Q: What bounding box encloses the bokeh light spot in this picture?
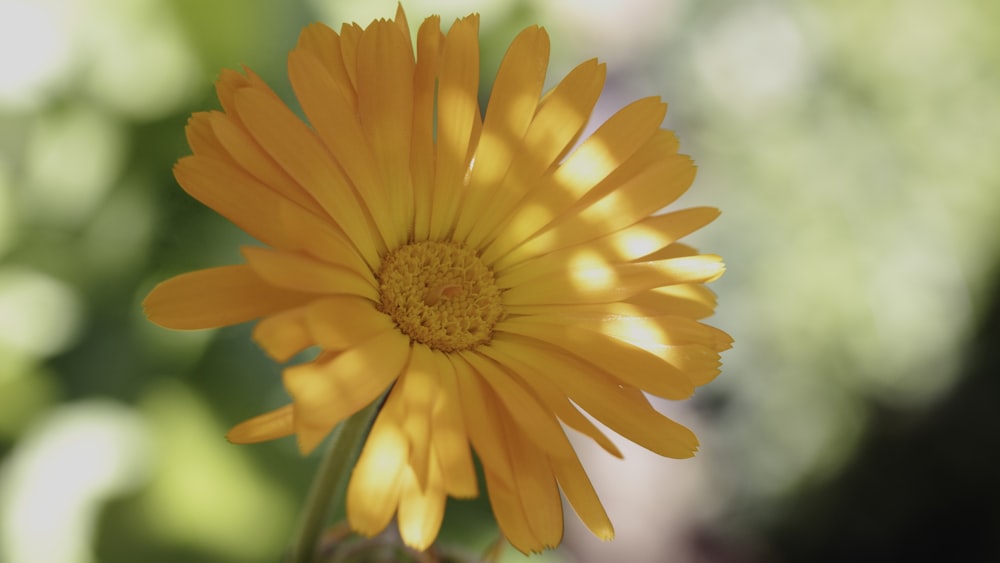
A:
[0,267,83,357]
[23,105,124,227]
[0,0,73,110]
[139,381,294,559]
[0,400,151,563]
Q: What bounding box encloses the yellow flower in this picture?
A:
[144,5,730,554]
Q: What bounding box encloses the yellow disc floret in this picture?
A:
[378,241,504,352]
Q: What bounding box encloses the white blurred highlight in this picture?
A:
[0,0,74,109]
[0,267,82,357]
[0,401,151,563]
[23,106,124,227]
[694,4,809,115]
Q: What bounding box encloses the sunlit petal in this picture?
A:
[285,330,410,454]
[453,25,549,242]
[498,318,696,400]
[464,59,606,249]
[497,207,721,288]
[397,456,446,551]
[492,335,700,458]
[428,14,479,240]
[503,254,725,306]
[480,97,668,265]
[478,344,622,458]
[428,350,478,497]
[347,398,407,535]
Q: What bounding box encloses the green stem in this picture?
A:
[289,397,383,563]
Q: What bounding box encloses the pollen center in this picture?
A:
[378,240,504,352]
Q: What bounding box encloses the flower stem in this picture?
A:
[289,397,383,563]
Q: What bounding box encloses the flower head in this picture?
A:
[144,5,731,554]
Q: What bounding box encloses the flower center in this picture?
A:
[378,240,504,352]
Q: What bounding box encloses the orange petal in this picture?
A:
[295,23,356,108]
[227,404,295,444]
[356,18,415,247]
[483,468,543,554]
[428,14,480,240]
[233,87,383,266]
[144,264,312,330]
[496,207,721,288]
[338,22,363,93]
[502,255,725,307]
[428,350,478,497]
[494,153,699,272]
[410,15,444,241]
[274,198,373,281]
[396,344,438,490]
[397,456,447,551]
[185,112,231,162]
[304,296,393,351]
[491,335,699,458]
[214,66,281,119]
[464,59,606,250]
[478,345,622,458]
[287,48,397,246]
[285,329,410,454]
[347,401,407,536]
[458,351,574,457]
[450,355,515,489]
[624,284,719,320]
[496,318,695,400]
[551,448,614,542]
[500,414,563,549]
[252,306,314,362]
[241,246,378,300]
[480,97,668,265]
[173,155,307,251]
[207,111,323,215]
[548,312,733,353]
[453,25,549,242]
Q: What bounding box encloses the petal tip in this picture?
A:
[296,432,324,455]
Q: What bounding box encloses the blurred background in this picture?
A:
[1,0,998,561]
